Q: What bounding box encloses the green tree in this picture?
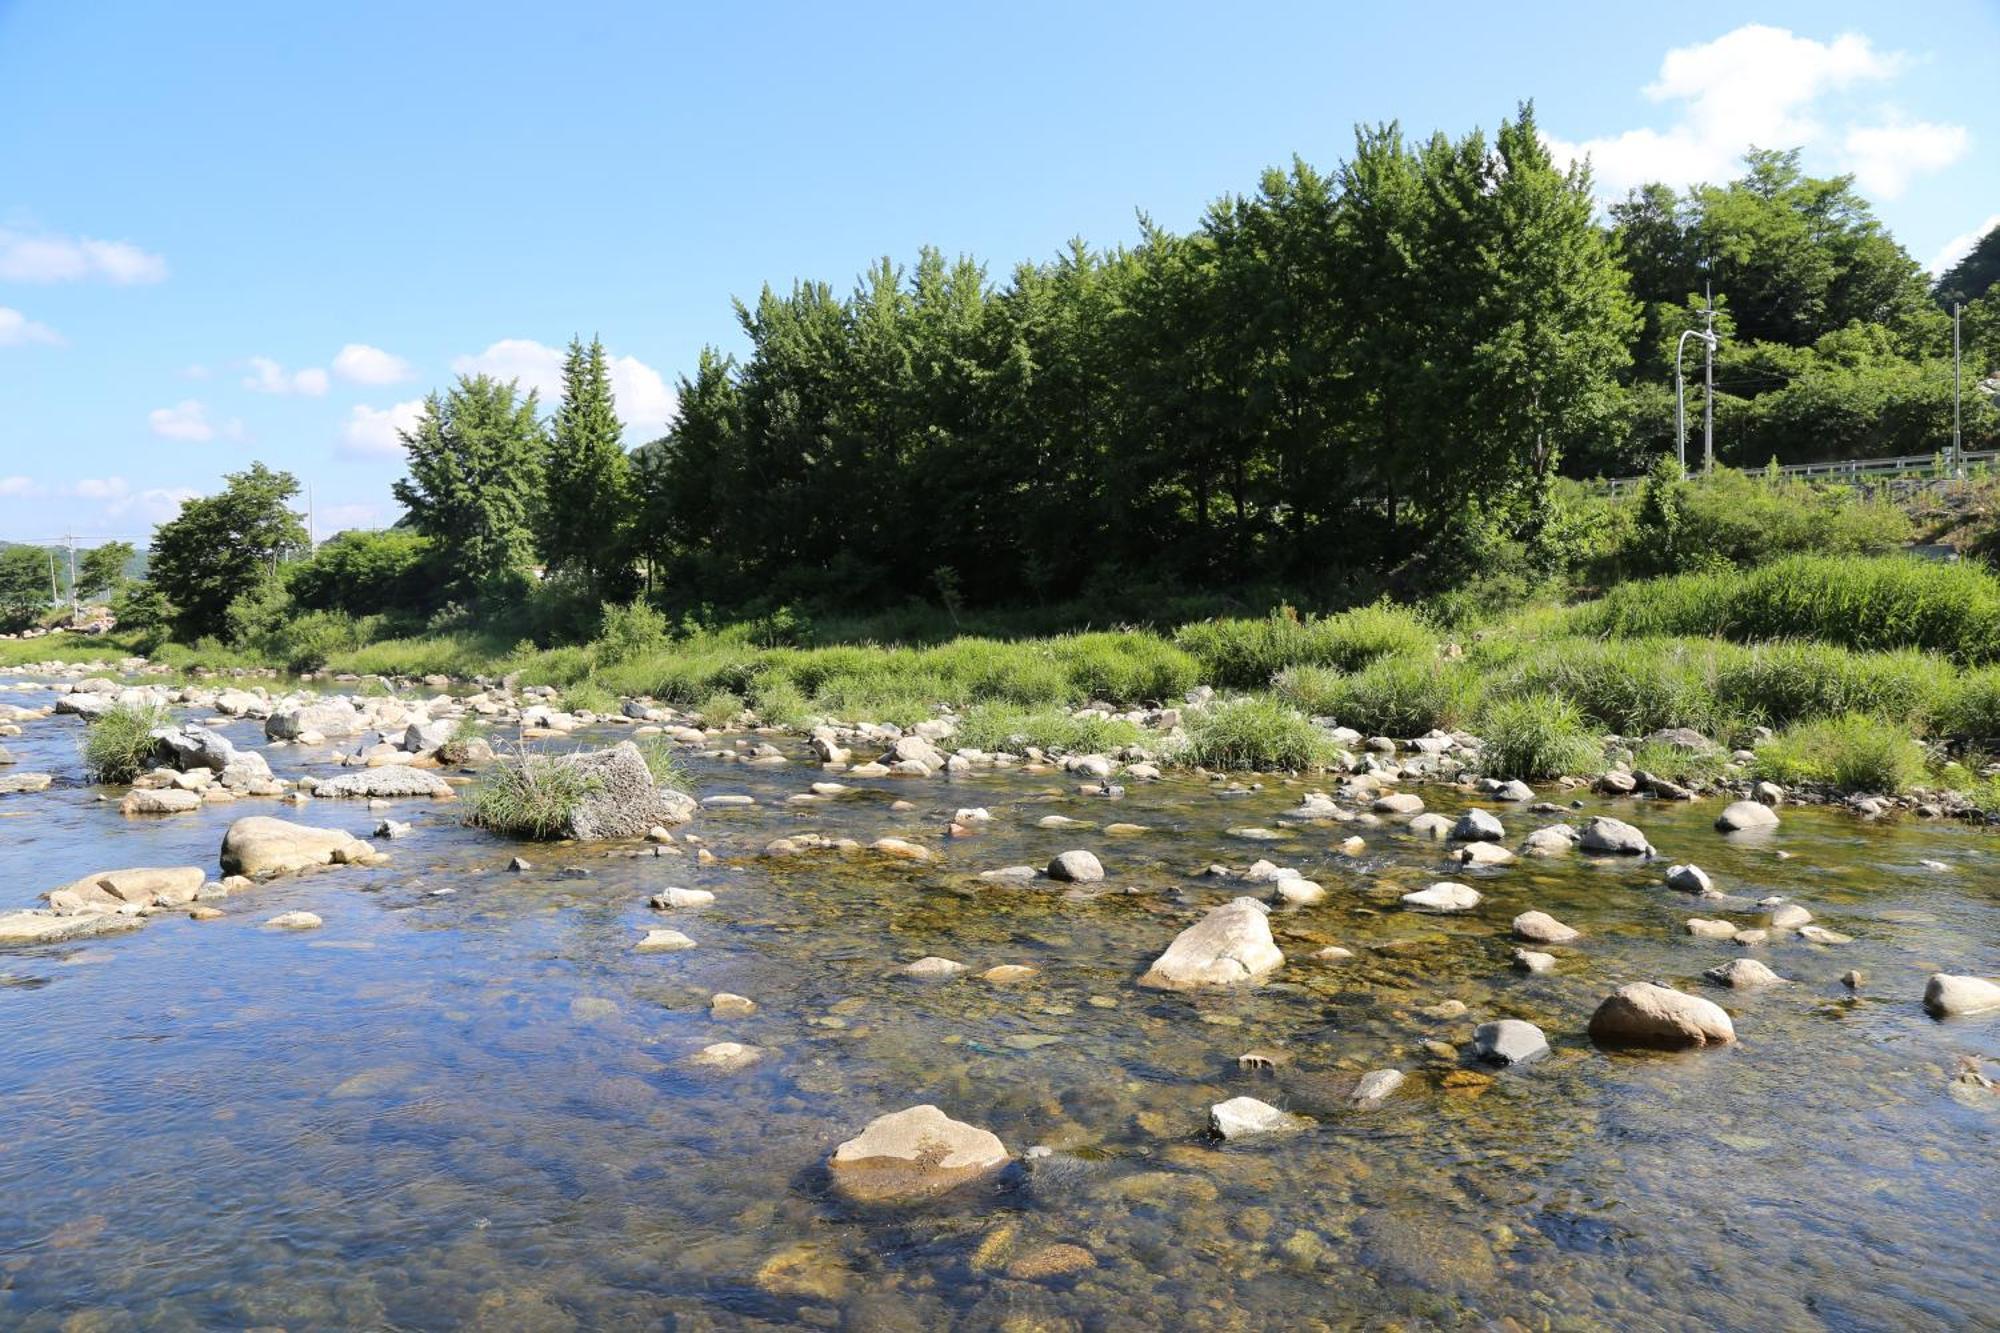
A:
[148,462,308,640]
[393,374,546,601]
[538,336,635,600]
[76,540,135,602]
[0,546,52,630]
[1935,220,2000,307]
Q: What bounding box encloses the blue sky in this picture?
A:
[2,0,1995,543]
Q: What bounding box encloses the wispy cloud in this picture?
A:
[0,306,63,347]
[339,398,425,459]
[0,227,167,284]
[147,400,243,442]
[453,338,677,438]
[332,343,413,385]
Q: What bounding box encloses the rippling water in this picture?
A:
[1,678,1997,1330]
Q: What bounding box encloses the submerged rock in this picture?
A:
[1512,910,1578,943]
[828,1104,1009,1204]
[1588,982,1735,1049]
[902,956,968,979]
[1209,1095,1308,1140]
[1138,897,1284,990]
[264,911,323,930]
[1351,1068,1406,1108]
[1706,958,1786,989]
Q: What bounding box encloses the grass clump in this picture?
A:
[1478,694,1601,781]
[1937,667,2000,742]
[465,749,603,840]
[81,700,172,783]
[1628,739,1730,785]
[1175,603,1436,689]
[953,703,1143,755]
[696,691,745,730]
[1752,713,1928,794]
[561,681,618,715]
[1179,696,1336,772]
[1278,654,1484,737]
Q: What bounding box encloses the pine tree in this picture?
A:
[393,375,545,601]
[539,336,635,600]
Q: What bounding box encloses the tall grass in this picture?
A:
[953,704,1144,755]
[1479,694,1602,780]
[1179,696,1337,771]
[1276,653,1485,737]
[81,701,172,783]
[1752,714,1929,794]
[464,749,605,840]
[1174,603,1436,689]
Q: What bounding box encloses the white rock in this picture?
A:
[1209,1095,1307,1140]
[1139,897,1284,990]
[1924,974,2000,1017]
[1401,882,1481,913]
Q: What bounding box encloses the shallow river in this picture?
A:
[1,679,1997,1330]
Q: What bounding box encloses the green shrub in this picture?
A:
[1277,654,1485,737]
[595,599,669,664]
[1479,694,1601,780]
[561,681,617,715]
[1178,696,1336,772]
[81,701,172,783]
[1711,642,1940,730]
[1752,714,1928,794]
[464,750,605,840]
[696,691,744,730]
[749,675,814,728]
[1497,638,1723,736]
[953,704,1142,755]
[1938,667,2000,741]
[1175,603,1435,689]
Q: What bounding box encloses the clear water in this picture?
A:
[1,679,1997,1330]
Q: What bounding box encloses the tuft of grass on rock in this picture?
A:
[464,748,605,840]
[81,701,172,784]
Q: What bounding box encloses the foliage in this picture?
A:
[561,681,617,715]
[538,337,635,600]
[77,541,136,602]
[1179,696,1336,771]
[81,701,172,783]
[1479,693,1601,780]
[286,529,442,618]
[596,599,669,664]
[1174,602,1437,689]
[0,546,49,631]
[1277,654,1485,737]
[1628,739,1729,785]
[953,704,1143,755]
[1935,219,2000,307]
[392,375,546,602]
[1752,713,1928,795]
[464,748,605,841]
[147,461,308,641]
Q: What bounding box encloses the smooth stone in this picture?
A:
[685,1041,763,1071]
[871,837,934,861]
[828,1105,1009,1204]
[1450,809,1505,842]
[1521,824,1578,856]
[1139,897,1284,990]
[1401,882,1481,913]
[1686,917,1737,940]
[1209,1095,1308,1140]
[1924,974,2000,1017]
[1452,841,1517,867]
[1351,1068,1406,1108]
[1272,878,1325,905]
[1512,910,1578,944]
[1371,793,1425,815]
[1798,925,1853,945]
[1513,948,1556,974]
[1473,1019,1550,1066]
[902,956,968,979]
[264,911,322,930]
[650,887,715,909]
[1716,800,1780,832]
[1578,816,1654,856]
[710,992,758,1017]
[1407,813,1453,840]
[1311,945,1354,962]
[979,964,1038,983]
[1046,850,1104,883]
[220,816,376,877]
[1707,958,1786,988]
[1589,982,1736,1049]
[1665,863,1714,894]
[637,928,696,951]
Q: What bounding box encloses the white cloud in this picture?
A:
[243,356,329,396]
[0,306,63,347]
[1929,214,2000,277]
[340,398,426,459]
[332,342,413,385]
[0,228,167,284]
[111,486,200,525]
[147,400,241,442]
[73,477,128,500]
[1844,119,1971,200]
[0,475,41,497]
[180,363,210,380]
[1546,25,1966,199]
[452,338,677,438]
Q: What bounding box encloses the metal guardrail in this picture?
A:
[1600,450,2000,495]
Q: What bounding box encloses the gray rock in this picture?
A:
[312,766,453,799]
[150,723,239,772]
[1521,824,1579,856]
[0,772,55,795]
[1047,850,1104,883]
[1351,1069,1406,1108]
[1401,881,1480,913]
[1578,815,1654,856]
[1665,863,1714,894]
[1449,808,1505,842]
[1513,948,1557,974]
[1716,800,1780,833]
[1924,974,2000,1017]
[1706,958,1786,988]
[1473,1019,1549,1066]
[1139,897,1284,990]
[266,698,364,741]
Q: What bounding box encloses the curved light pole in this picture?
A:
[1675,326,1717,472]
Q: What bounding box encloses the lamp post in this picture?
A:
[1953,301,1964,479]
[1675,325,1716,472]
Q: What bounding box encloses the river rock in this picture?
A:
[871,837,933,861]
[1351,1068,1406,1108]
[1716,800,1779,832]
[220,815,376,877]
[1452,841,1517,867]
[266,698,364,741]
[1512,910,1578,944]
[1579,816,1654,856]
[1407,812,1453,840]
[637,928,695,951]
[150,723,239,772]
[1449,809,1504,842]
[536,741,696,840]
[1473,1019,1549,1066]
[828,1104,1009,1203]
[1924,974,2000,1017]
[46,866,204,913]
[685,1041,763,1071]
[1513,948,1556,974]
[1209,1095,1307,1140]
[1372,792,1425,816]
[1665,863,1714,894]
[650,887,714,909]
[1769,903,1812,929]
[1047,850,1103,883]
[1521,824,1578,856]
[711,992,757,1017]
[1138,897,1284,990]
[902,956,968,979]
[1588,982,1735,1049]
[1706,958,1786,988]
[1401,882,1481,913]
[0,909,138,945]
[312,766,454,799]
[1004,1243,1097,1281]
[1686,917,1737,939]
[264,911,323,930]
[120,787,201,815]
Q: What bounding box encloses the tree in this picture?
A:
[538,336,635,601]
[148,462,308,640]
[76,540,135,602]
[0,546,51,631]
[393,374,546,601]
[1937,221,2000,307]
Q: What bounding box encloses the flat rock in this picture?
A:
[220,816,376,877]
[685,1041,763,1072]
[1209,1095,1308,1140]
[1706,958,1786,988]
[1139,897,1283,990]
[1401,882,1480,913]
[1512,910,1578,944]
[1589,982,1735,1049]
[1371,793,1425,816]
[1686,917,1737,939]
[312,767,453,799]
[871,837,933,861]
[650,887,715,909]
[121,787,201,815]
[636,928,696,951]
[828,1104,1009,1204]
[1351,1068,1406,1108]
[902,956,968,979]
[1452,841,1517,867]
[0,772,55,795]
[1769,903,1812,929]
[264,911,323,930]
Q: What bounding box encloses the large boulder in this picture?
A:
[266,698,364,741]
[1139,897,1284,990]
[120,787,201,815]
[220,815,377,877]
[1715,800,1779,833]
[0,910,140,946]
[1588,982,1735,1049]
[828,1105,1009,1204]
[1578,816,1655,856]
[150,723,239,773]
[402,718,457,753]
[45,866,204,914]
[311,766,454,799]
[54,692,115,719]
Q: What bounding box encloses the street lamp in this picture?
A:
[1675,325,1716,473]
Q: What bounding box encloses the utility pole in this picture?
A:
[47,550,57,609]
[1702,283,1716,474]
[65,531,77,624]
[1954,302,1964,479]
